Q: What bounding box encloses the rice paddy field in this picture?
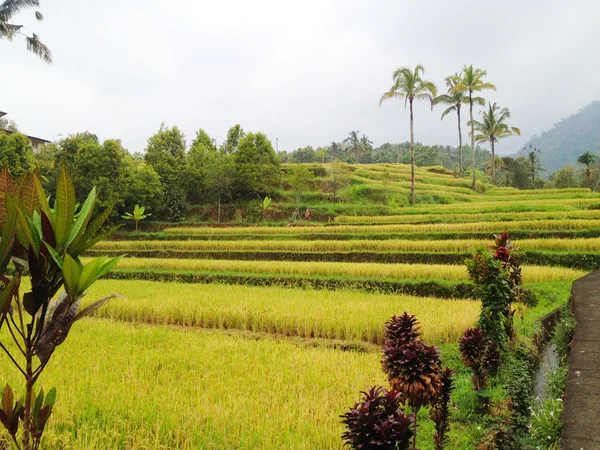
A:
[2,163,598,449]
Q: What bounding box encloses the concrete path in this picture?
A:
[561,271,600,450]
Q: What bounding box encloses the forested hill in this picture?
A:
[517,101,600,173]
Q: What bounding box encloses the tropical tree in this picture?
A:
[122,204,151,232]
[380,65,437,204]
[434,74,483,176]
[0,0,52,62]
[344,131,361,163]
[577,151,597,190]
[453,66,496,190]
[526,145,544,186]
[470,103,520,183]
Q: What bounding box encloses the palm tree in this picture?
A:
[577,151,597,190]
[380,65,437,204]
[453,66,495,190]
[526,145,544,186]
[434,74,484,176]
[1,0,52,63]
[344,130,361,162]
[470,103,521,183]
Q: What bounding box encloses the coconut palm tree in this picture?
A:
[453,66,495,190]
[434,74,484,176]
[380,65,437,204]
[344,130,361,162]
[1,0,52,63]
[577,151,597,190]
[470,103,521,184]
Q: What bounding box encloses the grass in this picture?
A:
[93,237,600,253]
[80,280,479,345]
[101,257,588,283]
[164,219,600,235]
[2,320,387,449]
[334,209,600,224]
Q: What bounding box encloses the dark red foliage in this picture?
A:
[341,386,414,450]
[383,340,443,408]
[458,327,488,391]
[458,327,485,369]
[384,313,421,348]
[483,340,501,376]
[430,368,455,450]
[494,247,510,262]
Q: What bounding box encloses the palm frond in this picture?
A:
[25,32,52,63]
[471,96,486,106]
[0,0,40,20]
[34,9,42,20]
[440,105,456,121]
[0,22,22,39]
[379,91,405,106]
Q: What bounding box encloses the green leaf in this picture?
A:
[17,172,39,216]
[33,174,53,222]
[44,387,57,409]
[76,256,122,293]
[62,254,82,298]
[33,388,44,428]
[0,197,17,274]
[0,278,17,330]
[65,187,96,249]
[69,204,114,256]
[54,166,76,250]
[72,225,121,256]
[43,242,63,270]
[12,199,38,256]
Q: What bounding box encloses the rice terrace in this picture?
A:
[2,1,600,449]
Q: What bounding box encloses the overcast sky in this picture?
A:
[2,0,599,155]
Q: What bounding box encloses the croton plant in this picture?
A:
[0,167,120,450]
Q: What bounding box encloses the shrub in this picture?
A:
[341,386,414,450]
[458,327,488,391]
[528,398,563,449]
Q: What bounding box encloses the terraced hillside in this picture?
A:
[2,164,596,449]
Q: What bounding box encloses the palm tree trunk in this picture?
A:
[470,92,476,190]
[457,107,463,176]
[490,138,496,184]
[409,99,415,205]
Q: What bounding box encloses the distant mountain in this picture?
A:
[517,101,600,174]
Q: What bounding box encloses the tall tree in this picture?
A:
[0,130,34,177]
[380,65,437,204]
[221,124,245,154]
[453,65,496,190]
[187,128,217,203]
[470,103,521,183]
[233,132,281,200]
[577,151,597,190]
[344,131,361,163]
[434,74,483,176]
[0,0,51,62]
[526,146,543,186]
[144,124,188,221]
[205,151,235,222]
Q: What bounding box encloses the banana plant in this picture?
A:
[0,166,121,450]
[121,204,151,232]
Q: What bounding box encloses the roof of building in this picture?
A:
[0,128,51,143]
[0,111,6,118]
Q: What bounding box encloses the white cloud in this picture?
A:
[1,0,599,155]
